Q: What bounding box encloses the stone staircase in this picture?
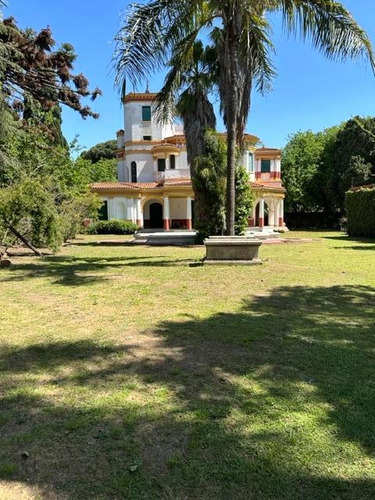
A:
[131,227,283,246]
[245,227,283,240]
[132,230,197,246]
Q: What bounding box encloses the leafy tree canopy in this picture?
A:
[329,116,375,208]
[81,140,117,164]
[282,117,375,220]
[0,14,101,121]
[282,127,340,213]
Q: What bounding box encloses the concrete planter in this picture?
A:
[204,236,263,265]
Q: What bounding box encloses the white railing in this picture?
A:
[154,169,191,181]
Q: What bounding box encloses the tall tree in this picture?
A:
[0,10,101,253]
[0,15,101,120]
[282,127,340,214]
[115,0,374,235]
[155,40,217,225]
[328,116,375,210]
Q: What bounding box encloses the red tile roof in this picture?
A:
[91,182,160,190]
[91,179,193,191]
[91,179,284,192]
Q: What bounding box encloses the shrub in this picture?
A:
[235,166,254,235]
[192,131,254,243]
[346,187,375,237]
[87,220,140,235]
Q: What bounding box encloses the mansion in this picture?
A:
[91,91,286,230]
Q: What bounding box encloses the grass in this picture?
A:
[0,231,374,499]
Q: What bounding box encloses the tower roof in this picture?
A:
[122,92,158,104]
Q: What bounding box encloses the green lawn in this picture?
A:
[0,231,374,499]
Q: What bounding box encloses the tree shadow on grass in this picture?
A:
[323,235,375,244]
[335,245,375,251]
[0,285,375,498]
[0,255,195,286]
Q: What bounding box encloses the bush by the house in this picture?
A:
[87,220,140,235]
[346,187,375,237]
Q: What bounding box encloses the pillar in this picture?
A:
[274,200,279,227]
[107,198,114,220]
[259,199,265,228]
[186,196,192,230]
[131,198,137,223]
[136,198,143,228]
[256,159,261,180]
[279,199,284,227]
[163,196,170,231]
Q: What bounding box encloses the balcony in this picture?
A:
[154,169,191,181]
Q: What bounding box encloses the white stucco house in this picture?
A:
[91,91,286,230]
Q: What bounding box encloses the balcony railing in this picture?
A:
[154,169,191,181]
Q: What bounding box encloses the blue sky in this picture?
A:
[3,1,375,150]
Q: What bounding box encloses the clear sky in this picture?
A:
[3,1,375,150]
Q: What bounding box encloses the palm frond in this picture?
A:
[276,0,375,70]
[154,30,204,123]
[114,0,197,92]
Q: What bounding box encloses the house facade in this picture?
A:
[91,91,286,230]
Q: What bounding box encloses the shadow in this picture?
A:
[323,235,375,244]
[67,240,135,247]
[336,245,375,251]
[1,285,375,498]
[0,255,195,286]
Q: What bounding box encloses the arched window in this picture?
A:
[131,161,137,183]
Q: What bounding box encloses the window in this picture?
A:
[98,200,108,221]
[158,158,166,172]
[261,159,271,173]
[143,135,152,141]
[170,155,176,169]
[131,161,137,182]
[248,152,254,172]
[142,106,151,122]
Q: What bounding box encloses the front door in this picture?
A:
[149,203,163,228]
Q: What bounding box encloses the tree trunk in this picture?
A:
[6,222,43,257]
[225,30,240,236]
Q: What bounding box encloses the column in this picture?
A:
[270,158,277,179]
[279,199,284,227]
[273,200,279,227]
[259,199,265,228]
[186,196,192,230]
[131,198,137,223]
[256,159,261,180]
[277,158,282,179]
[136,198,143,228]
[108,198,114,220]
[163,196,170,231]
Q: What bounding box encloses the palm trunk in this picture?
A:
[225,30,240,236]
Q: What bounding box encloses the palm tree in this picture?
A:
[155,40,217,225]
[115,0,374,235]
[156,40,217,173]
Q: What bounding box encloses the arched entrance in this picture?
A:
[149,203,163,228]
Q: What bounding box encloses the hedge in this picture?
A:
[87,220,140,235]
[346,187,375,238]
